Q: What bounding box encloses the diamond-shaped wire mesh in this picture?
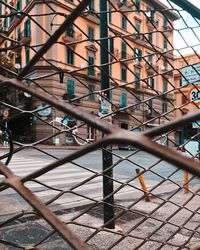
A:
[0,0,200,249]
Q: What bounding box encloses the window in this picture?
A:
[16,53,21,65]
[148,54,153,64]
[147,77,154,88]
[134,48,142,62]
[122,15,127,30]
[26,0,29,5]
[163,79,168,93]
[147,8,155,23]
[66,47,74,65]
[135,96,141,110]
[135,70,140,89]
[121,41,127,59]
[147,99,153,111]
[66,24,74,37]
[135,21,140,39]
[162,102,167,113]
[109,64,112,77]
[89,0,94,15]
[108,8,112,23]
[25,47,30,64]
[88,84,95,101]
[17,27,21,41]
[109,89,112,102]
[109,36,114,54]
[163,17,168,28]
[164,60,168,70]
[17,0,22,11]
[148,30,152,43]
[4,17,8,30]
[88,26,94,42]
[0,3,2,15]
[121,66,127,81]
[67,79,75,99]
[88,55,95,75]
[135,0,140,12]
[164,38,168,50]
[24,19,31,37]
[120,92,127,108]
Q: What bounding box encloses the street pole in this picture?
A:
[99,0,115,229]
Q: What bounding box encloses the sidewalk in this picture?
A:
[0,144,81,150]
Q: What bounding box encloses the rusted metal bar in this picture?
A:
[0,161,91,250]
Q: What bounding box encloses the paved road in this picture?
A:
[0,148,189,210]
[15,148,186,182]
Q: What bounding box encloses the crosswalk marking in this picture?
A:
[0,155,145,210]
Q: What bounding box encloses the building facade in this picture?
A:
[0,0,178,145]
[174,53,200,146]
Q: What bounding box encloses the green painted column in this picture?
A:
[99,0,115,229]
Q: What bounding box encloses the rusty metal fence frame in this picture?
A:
[1,0,200,249]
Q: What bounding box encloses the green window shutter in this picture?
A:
[67,79,75,99]
[0,3,2,15]
[17,27,21,41]
[109,89,112,102]
[147,99,153,110]
[88,27,94,42]
[26,0,29,5]
[109,8,112,23]
[135,71,140,89]
[88,56,95,75]
[123,0,127,5]
[67,47,74,65]
[25,47,30,64]
[147,77,154,88]
[88,84,95,101]
[121,67,127,81]
[162,102,167,113]
[135,0,140,12]
[24,19,31,37]
[134,48,142,62]
[122,16,127,30]
[148,54,152,64]
[121,41,126,59]
[135,22,140,39]
[163,79,168,93]
[66,24,74,37]
[109,36,114,53]
[164,17,168,28]
[109,64,112,77]
[164,38,168,49]
[148,30,152,43]
[89,0,94,15]
[138,49,142,62]
[120,92,127,108]
[17,0,22,11]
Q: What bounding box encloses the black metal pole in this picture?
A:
[99,0,115,229]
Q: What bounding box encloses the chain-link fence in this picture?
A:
[1,0,200,249]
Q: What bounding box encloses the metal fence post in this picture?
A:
[99,0,115,229]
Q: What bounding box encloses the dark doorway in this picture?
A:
[8,114,32,143]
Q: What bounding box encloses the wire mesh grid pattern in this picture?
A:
[1,0,200,249]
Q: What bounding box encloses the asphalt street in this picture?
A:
[12,148,187,183]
